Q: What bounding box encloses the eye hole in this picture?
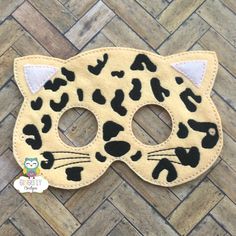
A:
[132,104,172,145]
[58,107,98,147]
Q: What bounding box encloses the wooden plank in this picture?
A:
[189,215,228,236]
[59,108,83,132]
[0,115,16,155]
[0,185,24,226]
[168,179,224,235]
[64,109,98,146]
[65,0,98,19]
[112,161,180,217]
[157,0,205,32]
[102,16,151,51]
[132,121,157,145]
[208,161,236,204]
[0,18,24,56]
[136,0,168,18]
[29,0,76,33]
[10,102,21,119]
[65,1,114,50]
[58,0,69,4]
[13,2,78,59]
[221,132,236,171]
[197,0,236,46]
[199,28,236,77]
[109,218,141,236]
[59,130,76,147]
[212,93,236,140]
[104,0,169,48]
[211,197,236,235]
[0,149,21,191]
[171,158,220,200]
[23,189,80,235]
[65,168,122,222]
[0,0,24,22]
[109,182,178,235]
[0,220,21,236]
[74,201,123,236]
[10,202,57,236]
[0,48,19,88]
[0,81,23,122]
[158,14,209,55]
[214,65,236,110]
[159,109,172,127]
[49,187,76,204]
[82,32,114,51]
[221,0,236,13]
[133,105,171,144]
[13,32,50,56]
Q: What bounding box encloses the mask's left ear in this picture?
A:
[14,56,64,98]
[167,51,218,95]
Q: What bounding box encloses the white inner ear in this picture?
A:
[171,60,207,87]
[24,64,58,94]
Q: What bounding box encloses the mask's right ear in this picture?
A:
[14,56,64,98]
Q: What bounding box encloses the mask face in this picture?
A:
[13,48,223,189]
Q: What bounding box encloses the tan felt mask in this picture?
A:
[13,48,223,189]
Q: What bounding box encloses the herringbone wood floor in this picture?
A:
[0,0,236,235]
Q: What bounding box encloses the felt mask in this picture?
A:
[13,48,223,189]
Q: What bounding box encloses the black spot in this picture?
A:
[103,121,124,141]
[41,152,54,169]
[175,77,183,84]
[92,89,106,104]
[88,53,108,75]
[66,167,84,181]
[152,158,177,182]
[129,78,141,101]
[180,88,202,112]
[130,54,157,72]
[41,115,52,133]
[95,152,106,162]
[150,77,170,102]
[175,147,200,167]
[104,141,131,157]
[61,67,75,81]
[50,93,69,112]
[44,78,67,91]
[23,124,42,150]
[111,70,124,78]
[130,151,142,161]
[188,119,219,149]
[31,97,43,110]
[177,122,188,139]
[111,90,127,116]
[77,88,83,101]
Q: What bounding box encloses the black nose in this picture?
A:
[104,141,131,157]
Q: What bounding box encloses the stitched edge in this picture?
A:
[13,48,223,188]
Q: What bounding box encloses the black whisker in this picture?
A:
[54,160,91,169]
[148,154,177,157]
[41,151,89,156]
[147,158,181,165]
[55,156,90,161]
[148,147,190,154]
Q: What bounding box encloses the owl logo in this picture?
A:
[23,157,40,178]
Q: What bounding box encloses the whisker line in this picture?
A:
[148,147,190,154]
[54,160,91,169]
